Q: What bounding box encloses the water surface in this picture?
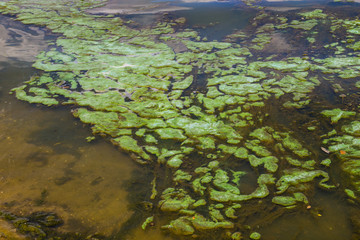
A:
[0,1,359,239]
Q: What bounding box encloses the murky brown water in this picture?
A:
[0,16,143,237]
[0,68,139,236]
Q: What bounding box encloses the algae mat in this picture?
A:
[0,0,359,239]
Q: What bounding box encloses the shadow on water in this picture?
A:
[110,168,153,239]
[25,110,91,158]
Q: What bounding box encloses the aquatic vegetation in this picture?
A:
[324,120,360,200]
[0,210,85,239]
[0,0,360,239]
[272,192,309,207]
[299,9,327,19]
[250,232,261,239]
[321,108,356,124]
[141,216,154,230]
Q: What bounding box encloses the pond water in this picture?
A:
[0,0,359,239]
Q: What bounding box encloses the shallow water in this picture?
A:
[0,17,142,237]
[0,67,140,236]
[0,0,360,239]
[260,191,352,240]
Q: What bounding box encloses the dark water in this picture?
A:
[0,1,359,239]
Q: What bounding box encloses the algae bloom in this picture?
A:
[0,0,359,239]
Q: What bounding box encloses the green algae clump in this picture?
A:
[321,109,356,124]
[162,217,194,235]
[250,232,261,240]
[276,169,334,194]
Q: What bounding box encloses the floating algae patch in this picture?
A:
[323,119,360,199]
[0,0,360,239]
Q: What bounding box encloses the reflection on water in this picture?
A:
[263,32,294,53]
[0,15,48,63]
[87,0,191,15]
[173,2,255,40]
[88,0,341,16]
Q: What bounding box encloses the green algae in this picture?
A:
[112,136,150,162]
[289,19,318,30]
[248,155,279,172]
[190,214,234,230]
[245,140,272,157]
[250,232,261,240]
[342,121,360,136]
[356,81,360,88]
[249,127,274,144]
[162,213,235,235]
[321,158,332,167]
[162,217,194,235]
[209,206,225,221]
[2,1,360,238]
[73,108,122,136]
[172,76,193,90]
[173,170,192,182]
[272,192,308,207]
[299,9,327,19]
[144,134,158,144]
[234,147,249,159]
[321,109,356,124]
[151,177,158,200]
[155,128,187,141]
[141,216,154,230]
[232,171,246,185]
[275,169,334,194]
[197,136,216,150]
[282,135,311,158]
[209,173,275,203]
[193,199,206,208]
[12,86,59,106]
[167,155,184,168]
[324,121,360,199]
[213,170,240,194]
[159,188,195,212]
[345,189,356,199]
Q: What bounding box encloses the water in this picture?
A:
[0,16,141,237]
[260,192,352,240]
[0,1,359,239]
[0,68,140,236]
